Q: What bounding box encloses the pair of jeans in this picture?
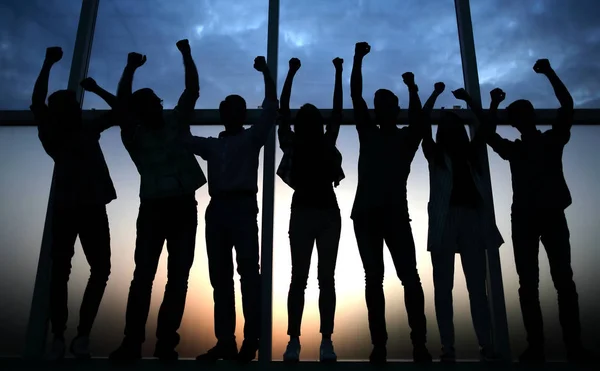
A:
[50,203,111,338]
[353,210,427,346]
[287,208,341,337]
[123,195,198,350]
[205,196,261,342]
[511,208,581,350]
[431,206,492,350]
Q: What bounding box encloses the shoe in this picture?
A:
[440,346,456,363]
[413,344,432,363]
[236,339,259,363]
[48,337,66,361]
[320,339,337,363]
[70,336,91,359]
[109,339,142,361]
[566,346,593,364]
[369,345,387,365]
[518,346,545,363]
[153,345,178,361]
[283,338,300,363]
[196,341,238,362]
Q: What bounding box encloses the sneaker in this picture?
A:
[369,345,387,365]
[109,339,142,361]
[70,336,91,359]
[319,339,337,363]
[413,344,433,363]
[236,339,259,363]
[283,338,301,363]
[440,346,456,363]
[196,341,238,362]
[48,337,66,361]
[518,346,545,363]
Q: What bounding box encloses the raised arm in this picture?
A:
[485,88,515,160]
[451,88,487,138]
[351,42,373,130]
[534,59,574,134]
[174,39,200,117]
[421,83,445,161]
[117,52,146,144]
[250,56,279,145]
[32,47,63,111]
[278,58,300,150]
[80,77,118,133]
[326,57,344,143]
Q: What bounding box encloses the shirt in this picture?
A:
[121,91,207,200]
[186,98,279,198]
[277,116,344,210]
[488,108,573,212]
[350,99,422,219]
[31,103,117,206]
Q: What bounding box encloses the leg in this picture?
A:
[431,250,456,351]
[540,211,581,351]
[49,205,78,339]
[156,199,198,352]
[77,205,112,338]
[205,202,236,343]
[460,248,491,348]
[315,209,341,338]
[511,214,544,350]
[353,215,386,346]
[123,203,166,345]
[384,217,427,347]
[287,209,317,338]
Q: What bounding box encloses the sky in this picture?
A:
[0,0,599,361]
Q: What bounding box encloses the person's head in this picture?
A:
[219,94,247,130]
[507,99,536,133]
[374,89,400,127]
[294,103,324,139]
[47,89,82,129]
[436,112,470,154]
[131,88,164,128]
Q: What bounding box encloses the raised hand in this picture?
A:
[127,52,147,68]
[490,88,506,104]
[80,77,99,92]
[332,57,343,70]
[434,82,446,94]
[355,42,371,58]
[289,57,301,72]
[402,72,415,87]
[45,47,63,64]
[533,59,552,74]
[254,56,268,72]
[452,88,469,101]
[176,39,191,54]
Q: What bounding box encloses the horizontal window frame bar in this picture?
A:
[1,109,600,126]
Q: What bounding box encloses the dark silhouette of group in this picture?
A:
[31,39,591,365]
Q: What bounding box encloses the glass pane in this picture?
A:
[489,126,600,360]
[277,0,464,109]
[0,0,81,109]
[273,125,485,361]
[0,127,54,356]
[472,1,600,108]
[84,0,269,110]
[55,126,263,357]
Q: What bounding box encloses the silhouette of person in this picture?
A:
[485,59,591,363]
[350,42,431,364]
[31,47,117,361]
[186,56,278,363]
[418,82,504,362]
[109,39,206,361]
[277,57,345,363]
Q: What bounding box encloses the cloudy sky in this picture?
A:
[0,0,599,361]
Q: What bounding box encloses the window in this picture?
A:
[84,0,269,110]
[472,0,600,108]
[277,0,465,109]
[488,126,600,360]
[0,128,54,356]
[0,0,81,110]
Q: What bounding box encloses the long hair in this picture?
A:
[434,112,482,173]
[294,103,324,143]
